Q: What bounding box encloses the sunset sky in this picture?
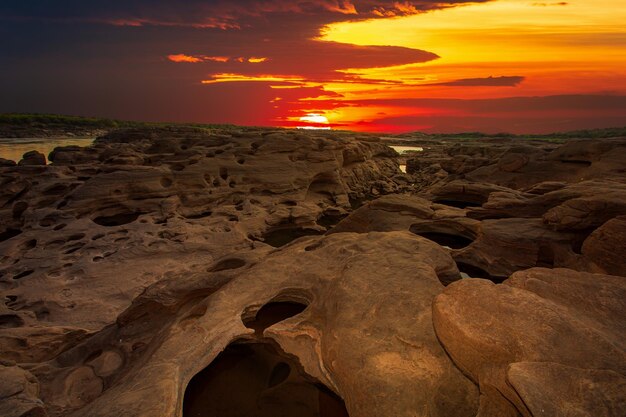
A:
[1,0,625,133]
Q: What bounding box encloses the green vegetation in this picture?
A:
[428,127,626,142]
[2,113,624,140]
[0,113,238,137]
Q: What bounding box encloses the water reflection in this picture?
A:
[390,146,424,155]
[0,137,95,163]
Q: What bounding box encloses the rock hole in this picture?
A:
[559,160,592,167]
[93,212,143,227]
[0,228,22,242]
[12,201,28,219]
[304,241,324,252]
[183,341,349,417]
[13,270,34,280]
[261,228,324,248]
[53,223,67,231]
[433,199,483,209]
[536,245,555,268]
[0,314,24,329]
[571,228,595,255]
[20,239,37,250]
[67,233,85,242]
[268,362,291,388]
[456,262,504,283]
[317,213,348,230]
[219,167,229,181]
[184,210,213,220]
[39,218,56,227]
[208,258,246,272]
[243,301,308,334]
[237,158,245,165]
[413,232,473,249]
[35,307,50,320]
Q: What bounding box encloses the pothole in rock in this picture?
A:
[456,261,505,283]
[208,258,246,273]
[242,301,308,335]
[92,212,144,227]
[0,314,25,328]
[559,159,592,167]
[259,228,324,248]
[409,224,476,249]
[0,228,22,243]
[317,213,348,231]
[183,341,349,417]
[432,199,484,209]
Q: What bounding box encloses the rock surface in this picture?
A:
[433,268,626,417]
[1,126,625,417]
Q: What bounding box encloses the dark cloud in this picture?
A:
[0,1,493,27]
[428,75,525,87]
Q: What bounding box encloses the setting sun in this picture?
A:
[297,113,332,130]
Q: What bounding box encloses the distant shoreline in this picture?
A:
[1,112,625,140]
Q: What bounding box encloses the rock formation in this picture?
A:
[1,126,624,417]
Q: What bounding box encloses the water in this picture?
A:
[0,137,95,163]
[390,145,424,155]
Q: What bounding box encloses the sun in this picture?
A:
[297,113,331,130]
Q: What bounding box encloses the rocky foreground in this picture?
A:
[0,126,624,417]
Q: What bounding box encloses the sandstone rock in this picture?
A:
[433,268,626,417]
[63,232,477,417]
[0,158,16,167]
[18,151,46,166]
[0,364,46,417]
[579,215,626,276]
[2,127,625,417]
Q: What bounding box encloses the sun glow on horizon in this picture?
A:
[296,113,332,130]
[192,0,626,133]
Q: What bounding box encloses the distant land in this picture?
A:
[1,113,625,141]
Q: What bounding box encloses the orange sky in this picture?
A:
[2,0,625,133]
[200,0,626,131]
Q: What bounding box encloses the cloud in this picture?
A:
[532,2,568,6]
[0,1,493,28]
[167,54,203,63]
[428,75,525,87]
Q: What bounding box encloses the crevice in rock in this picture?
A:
[571,228,596,255]
[13,269,34,280]
[93,212,143,227]
[183,341,349,417]
[433,199,483,209]
[0,228,22,242]
[536,244,555,268]
[209,258,246,273]
[409,223,476,249]
[184,210,213,220]
[0,314,24,328]
[260,227,324,248]
[456,261,504,283]
[242,301,308,335]
[559,160,592,167]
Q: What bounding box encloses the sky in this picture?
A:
[1,0,625,133]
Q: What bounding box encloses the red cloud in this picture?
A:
[167,54,203,63]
